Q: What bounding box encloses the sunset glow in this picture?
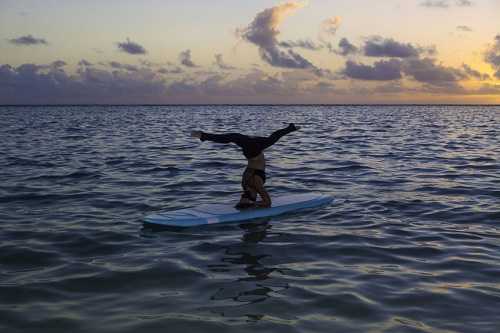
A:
[1,0,499,104]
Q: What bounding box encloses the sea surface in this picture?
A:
[1,105,499,333]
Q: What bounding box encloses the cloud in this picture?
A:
[420,0,450,8]
[109,61,138,72]
[484,35,500,79]
[418,83,467,95]
[179,49,197,67]
[1,58,496,104]
[8,35,48,46]
[78,59,93,67]
[336,38,358,56]
[137,60,184,75]
[0,61,165,104]
[320,16,342,36]
[158,67,183,74]
[238,1,315,69]
[456,0,473,6]
[214,54,235,70]
[117,38,147,55]
[0,59,340,104]
[309,81,335,94]
[165,71,274,97]
[420,0,473,8]
[173,69,333,97]
[51,60,67,68]
[280,69,318,82]
[402,57,466,86]
[318,16,341,52]
[475,83,500,94]
[420,0,472,8]
[138,60,159,68]
[462,64,490,80]
[372,82,414,94]
[279,39,323,51]
[457,25,472,32]
[363,36,433,58]
[343,59,403,81]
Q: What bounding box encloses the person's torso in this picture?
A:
[246,152,265,170]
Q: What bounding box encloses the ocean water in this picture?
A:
[1,105,499,333]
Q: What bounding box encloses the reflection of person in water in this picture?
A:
[191,123,299,209]
[208,223,289,315]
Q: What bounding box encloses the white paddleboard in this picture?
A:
[144,193,333,227]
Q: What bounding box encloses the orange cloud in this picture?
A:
[238,1,314,69]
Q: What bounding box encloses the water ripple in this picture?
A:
[1,105,500,333]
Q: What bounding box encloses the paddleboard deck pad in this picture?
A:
[144,193,333,227]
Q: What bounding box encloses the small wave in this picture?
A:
[467,156,496,163]
[65,126,84,132]
[0,193,89,204]
[363,179,408,186]
[105,157,126,166]
[59,135,87,140]
[301,291,381,320]
[6,157,55,168]
[49,234,126,257]
[36,261,206,294]
[144,166,181,174]
[26,170,101,181]
[330,164,373,172]
[417,185,500,198]
[126,161,156,169]
[89,199,154,211]
[0,246,61,269]
[458,164,499,171]
[192,161,234,168]
[2,105,500,333]
[441,231,484,241]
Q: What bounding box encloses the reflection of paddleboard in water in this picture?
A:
[144,193,333,227]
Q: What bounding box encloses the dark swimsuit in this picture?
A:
[244,168,266,183]
[241,168,266,200]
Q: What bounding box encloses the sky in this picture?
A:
[1,0,499,104]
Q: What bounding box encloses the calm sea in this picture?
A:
[1,105,499,333]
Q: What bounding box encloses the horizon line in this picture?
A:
[1,103,500,107]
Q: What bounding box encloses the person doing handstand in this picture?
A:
[191,123,299,209]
